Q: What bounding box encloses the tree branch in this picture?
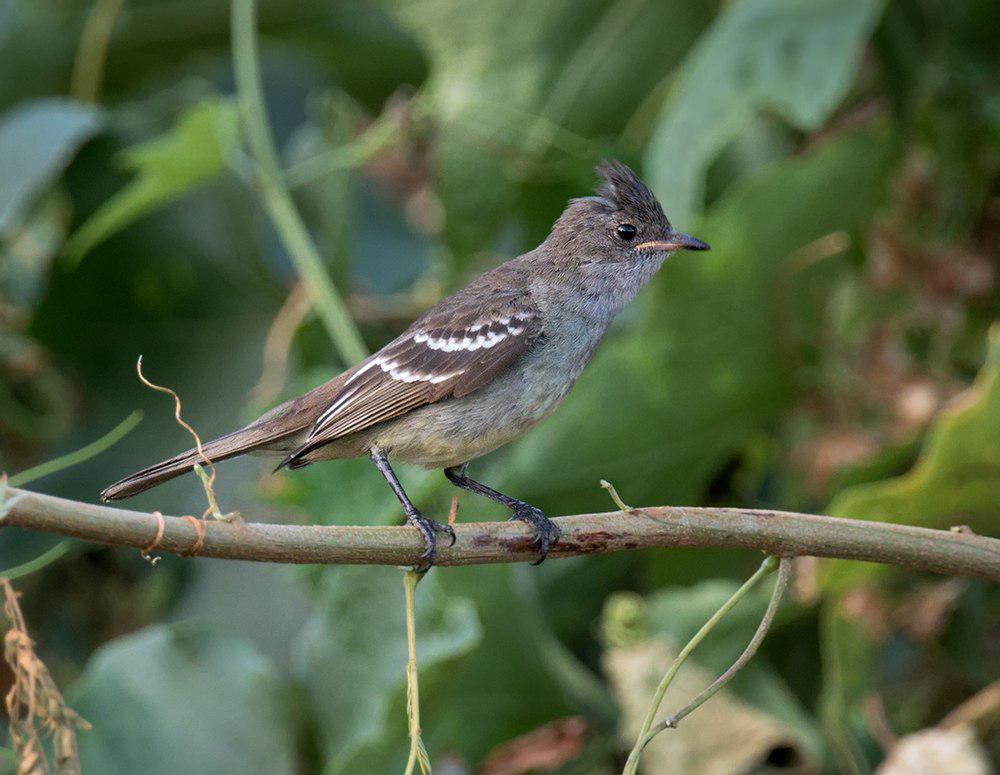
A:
[2,488,998,578]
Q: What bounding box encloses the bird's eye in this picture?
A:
[616,223,637,241]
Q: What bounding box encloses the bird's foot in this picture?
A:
[406,511,456,571]
[509,503,561,564]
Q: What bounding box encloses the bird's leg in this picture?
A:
[444,464,560,564]
[370,451,455,568]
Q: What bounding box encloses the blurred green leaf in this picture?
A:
[71,625,296,775]
[646,0,883,224]
[387,0,716,264]
[0,189,71,310]
[64,97,239,262]
[0,97,102,235]
[292,566,481,773]
[825,325,1000,588]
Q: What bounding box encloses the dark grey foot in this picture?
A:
[407,511,456,569]
[509,503,561,564]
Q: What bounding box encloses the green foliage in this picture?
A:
[70,625,296,775]
[65,98,239,262]
[830,326,1000,531]
[646,0,884,224]
[824,326,1000,593]
[0,98,102,234]
[2,0,997,772]
[293,567,480,772]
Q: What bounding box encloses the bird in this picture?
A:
[101,160,708,567]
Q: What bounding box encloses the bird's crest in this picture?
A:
[595,159,669,227]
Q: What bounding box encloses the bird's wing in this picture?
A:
[283,290,542,465]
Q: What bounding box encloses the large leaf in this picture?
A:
[292,566,481,773]
[386,0,717,263]
[646,0,883,225]
[70,625,296,775]
[0,97,102,234]
[64,98,239,262]
[824,325,1000,587]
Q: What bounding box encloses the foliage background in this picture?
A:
[1,0,998,772]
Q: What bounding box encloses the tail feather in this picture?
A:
[100,427,277,502]
[100,368,355,502]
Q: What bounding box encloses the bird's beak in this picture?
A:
[636,231,710,253]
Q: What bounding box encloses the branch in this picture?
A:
[2,488,998,579]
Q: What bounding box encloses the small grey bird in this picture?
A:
[101,161,708,565]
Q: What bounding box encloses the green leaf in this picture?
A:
[646,0,884,225]
[70,625,296,775]
[0,188,71,310]
[64,98,239,262]
[387,0,717,263]
[0,97,102,235]
[292,566,481,773]
[824,325,1000,587]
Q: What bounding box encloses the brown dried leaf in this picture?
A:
[481,716,588,775]
[876,725,991,775]
[2,579,89,775]
[605,640,817,774]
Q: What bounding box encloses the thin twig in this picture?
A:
[230,0,368,365]
[0,543,70,582]
[654,556,794,733]
[403,570,431,775]
[600,480,636,513]
[7,411,142,488]
[622,557,779,775]
[251,281,312,405]
[3,489,999,579]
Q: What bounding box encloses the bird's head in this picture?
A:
[549,159,709,263]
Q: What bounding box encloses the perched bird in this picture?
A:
[101,160,708,566]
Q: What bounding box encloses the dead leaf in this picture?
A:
[877,725,991,775]
[481,716,588,775]
[605,640,817,774]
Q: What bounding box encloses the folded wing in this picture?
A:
[281,291,541,467]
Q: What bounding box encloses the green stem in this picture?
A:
[7,411,142,488]
[649,557,792,735]
[622,555,780,775]
[230,0,368,365]
[285,110,403,189]
[69,0,126,103]
[403,570,431,775]
[0,542,70,581]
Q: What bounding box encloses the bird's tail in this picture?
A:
[99,426,276,502]
[100,369,354,502]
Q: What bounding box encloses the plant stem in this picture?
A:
[7,411,142,488]
[230,0,368,365]
[285,110,403,189]
[650,556,793,735]
[6,490,1000,580]
[70,0,126,103]
[0,542,70,581]
[622,556,779,775]
[403,570,431,775]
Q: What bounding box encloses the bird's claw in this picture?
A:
[509,503,560,564]
[407,512,456,571]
